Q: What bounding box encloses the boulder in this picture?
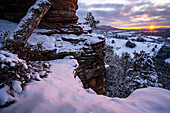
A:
[125,41,136,48]
[112,40,115,43]
[137,36,145,42]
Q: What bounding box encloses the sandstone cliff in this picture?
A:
[0,0,78,29]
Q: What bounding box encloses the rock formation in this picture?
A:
[40,0,78,28]
[13,0,55,42]
[74,39,106,94]
[0,0,78,29]
[27,31,106,94]
[0,0,106,95]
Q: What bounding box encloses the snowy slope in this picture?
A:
[106,37,163,57]
[0,59,170,113]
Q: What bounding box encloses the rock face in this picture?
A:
[0,0,78,29]
[40,0,78,28]
[74,41,106,94]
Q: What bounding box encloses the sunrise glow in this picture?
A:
[149,25,155,30]
[118,26,170,30]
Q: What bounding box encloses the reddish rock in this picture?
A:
[0,0,78,29]
[75,38,106,95]
[40,0,78,28]
[96,89,105,95]
[84,83,89,89]
[89,79,96,87]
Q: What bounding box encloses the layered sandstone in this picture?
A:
[40,0,78,28]
[74,41,106,94]
[0,0,78,29]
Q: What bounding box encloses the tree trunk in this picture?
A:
[13,0,55,43]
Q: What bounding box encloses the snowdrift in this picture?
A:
[0,59,170,113]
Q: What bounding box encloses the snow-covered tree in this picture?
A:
[84,12,100,28]
[120,52,131,76]
[125,51,161,93]
[105,46,127,98]
[105,48,162,98]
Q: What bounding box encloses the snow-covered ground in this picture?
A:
[106,37,163,57]
[165,58,170,63]
[0,59,170,113]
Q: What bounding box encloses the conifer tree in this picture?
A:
[126,51,161,93]
[120,52,131,76]
[84,12,100,28]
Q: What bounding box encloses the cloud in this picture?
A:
[77,1,170,27]
[90,3,123,9]
[78,2,123,10]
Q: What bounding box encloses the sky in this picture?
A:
[76,0,170,29]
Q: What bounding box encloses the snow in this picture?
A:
[85,88,96,95]
[0,59,170,113]
[0,86,14,106]
[34,28,54,33]
[78,24,92,32]
[64,56,74,59]
[117,32,133,37]
[28,33,56,50]
[165,58,170,63]
[106,38,163,57]
[0,50,27,68]
[0,19,18,40]
[168,37,170,40]
[0,19,17,32]
[12,81,22,93]
[32,72,42,81]
[150,36,162,40]
[28,32,104,52]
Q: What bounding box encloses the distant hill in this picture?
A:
[93,25,121,31]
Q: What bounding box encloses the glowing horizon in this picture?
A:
[117,26,170,30]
